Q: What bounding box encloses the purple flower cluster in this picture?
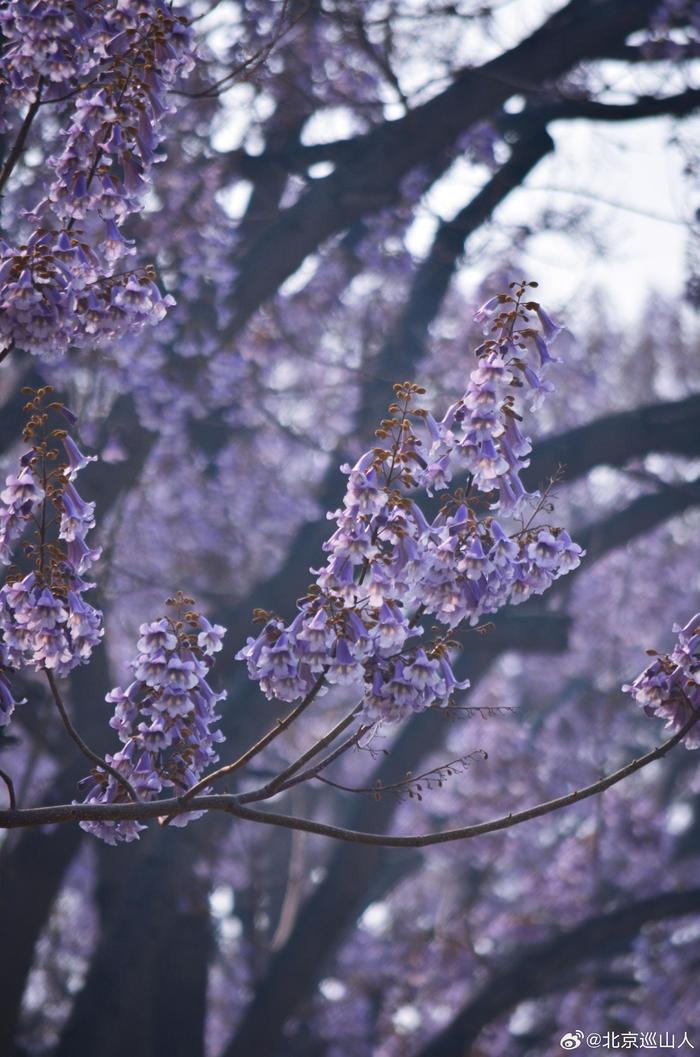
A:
[405,510,582,627]
[44,2,194,226]
[623,613,700,749]
[0,235,173,358]
[238,287,583,723]
[0,392,103,704]
[417,292,562,513]
[0,1,95,119]
[79,598,226,844]
[0,0,194,359]
[237,600,470,720]
[0,0,193,133]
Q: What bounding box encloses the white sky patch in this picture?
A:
[665,801,693,835]
[393,1005,422,1033]
[319,978,347,1001]
[209,884,234,918]
[452,117,694,320]
[360,901,391,936]
[509,1000,539,1036]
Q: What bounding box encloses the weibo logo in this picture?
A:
[560,1031,584,1050]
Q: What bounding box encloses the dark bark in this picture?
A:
[526,393,700,489]
[0,413,153,1052]
[0,824,82,1057]
[151,899,211,1057]
[53,829,194,1057]
[577,477,700,563]
[0,642,116,1056]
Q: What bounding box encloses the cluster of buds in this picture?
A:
[45,1,195,228]
[0,387,102,727]
[422,280,562,511]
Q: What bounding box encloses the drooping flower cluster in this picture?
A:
[0,0,95,115]
[238,283,583,723]
[430,289,563,506]
[0,388,103,725]
[0,0,195,359]
[623,613,700,749]
[0,237,174,359]
[79,594,226,844]
[43,2,194,225]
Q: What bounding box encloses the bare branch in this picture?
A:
[0,78,43,197]
[44,670,138,804]
[271,727,370,794]
[174,0,307,99]
[238,702,366,804]
[160,670,328,823]
[0,767,17,810]
[316,749,488,801]
[3,696,698,841]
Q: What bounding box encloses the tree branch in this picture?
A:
[223,0,659,335]
[2,700,698,837]
[525,393,700,489]
[238,702,365,804]
[503,86,700,133]
[0,766,16,810]
[418,887,700,1057]
[44,670,138,804]
[161,669,328,821]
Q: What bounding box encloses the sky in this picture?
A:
[206,0,699,326]
[444,117,695,322]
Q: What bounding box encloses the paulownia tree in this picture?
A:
[0,1,700,1055]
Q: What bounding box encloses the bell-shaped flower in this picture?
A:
[326,638,364,686]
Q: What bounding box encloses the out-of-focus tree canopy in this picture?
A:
[1,2,700,1055]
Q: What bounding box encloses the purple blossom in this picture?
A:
[80,602,227,844]
[238,290,582,721]
[0,0,193,361]
[0,404,103,689]
[623,613,700,749]
[197,617,226,656]
[62,436,98,480]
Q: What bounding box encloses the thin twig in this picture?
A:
[239,702,365,803]
[160,670,328,824]
[0,767,16,810]
[315,750,486,798]
[0,78,43,196]
[38,78,99,106]
[175,0,305,99]
[44,669,138,803]
[272,727,368,794]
